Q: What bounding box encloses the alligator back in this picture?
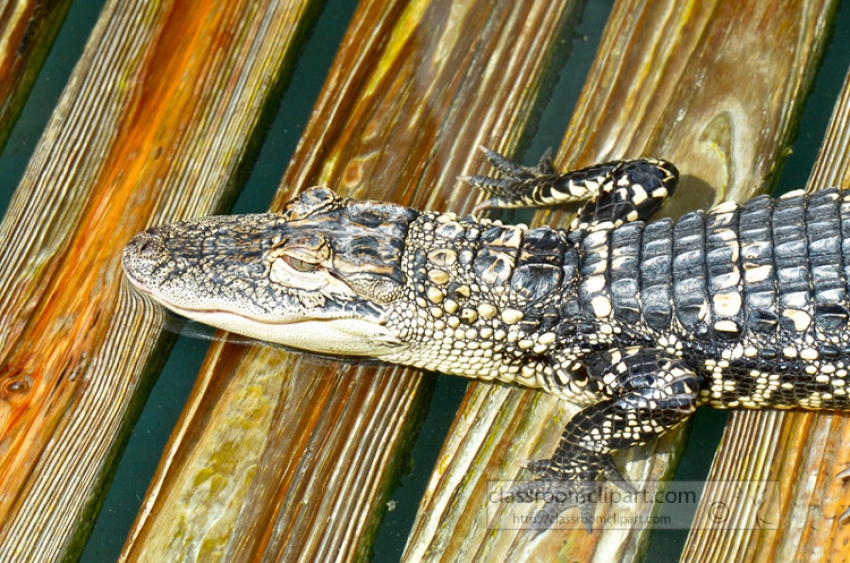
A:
[577,187,850,409]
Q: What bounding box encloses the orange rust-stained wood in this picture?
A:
[681,67,850,563]
[0,0,72,150]
[403,0,838,561]
[121,0,585,560]
[0,0,321,560]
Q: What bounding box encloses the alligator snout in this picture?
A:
[122,227,170,288]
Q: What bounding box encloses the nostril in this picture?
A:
[131,231,164,257]
[138,239,157,253]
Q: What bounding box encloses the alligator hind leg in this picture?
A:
[463,147,678,228]
[504,347,698,532]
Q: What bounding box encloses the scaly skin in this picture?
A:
[123,149,850,531]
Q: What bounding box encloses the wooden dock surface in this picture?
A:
[0,1,847,562]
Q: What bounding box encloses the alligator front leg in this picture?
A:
[504,347,698,532]
[463,148,678,230]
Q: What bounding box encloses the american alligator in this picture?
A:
[123,149,850,531]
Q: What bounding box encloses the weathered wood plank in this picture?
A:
[403,0,837,560]
[681,66,850,563]
[120,0,585,560]
[0,0,321,559]
[0,0,72,150]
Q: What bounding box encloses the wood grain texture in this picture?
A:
[0,0,320,559]
[404,0,837,561]
[0,0,72,150]
[681,67,850,563]
[122,0,585,560]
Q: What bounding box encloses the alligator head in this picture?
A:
[122,187,419,356]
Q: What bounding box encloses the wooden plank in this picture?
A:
[120,0,586,560]
[681,67,850,563]
[0,0,322,560]
[403,0,837,560]
[0,0,72,150]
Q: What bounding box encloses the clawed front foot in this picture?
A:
[461,147,678,226]
[461,146,561,211]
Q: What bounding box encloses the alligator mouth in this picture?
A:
[123,267,406,356]
[122,266,152,295]
[123,272,289,325]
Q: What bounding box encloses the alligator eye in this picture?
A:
[284,255,320,273]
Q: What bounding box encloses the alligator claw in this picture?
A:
[502,451,637,533]
[503,473,600,533]
[464,146,558,210]
[536,147,556,175]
